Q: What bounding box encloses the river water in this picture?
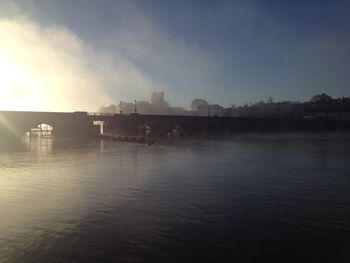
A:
[1,133,350,263]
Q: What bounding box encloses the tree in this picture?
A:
[120,102,136,114]
[310,93,332,103]
[137,101,152,114]
[191,98,209,111]
[255,100,265,106]
[98,104,118,113]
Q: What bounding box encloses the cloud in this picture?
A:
[0,16,160,112]
[97,2,225,106]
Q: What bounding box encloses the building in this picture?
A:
[233,102,303,119]
[151,91,165,107]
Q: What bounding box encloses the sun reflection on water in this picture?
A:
[23,137,53,154]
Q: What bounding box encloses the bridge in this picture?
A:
[0,110,264,142]
[90,113,259,136]
[1,110,347,143]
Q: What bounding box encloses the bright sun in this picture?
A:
[0,55,48,111]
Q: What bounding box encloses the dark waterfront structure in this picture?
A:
[95,113,350,138]
[1,110,350,144]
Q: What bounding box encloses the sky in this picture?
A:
[0,0,349,111]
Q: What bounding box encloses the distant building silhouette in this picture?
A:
[151,91,165,107]
[97,92,350,120]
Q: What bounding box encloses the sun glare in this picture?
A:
[0,18,113,112]
[0,19,51,112]
[0,55,48,111]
